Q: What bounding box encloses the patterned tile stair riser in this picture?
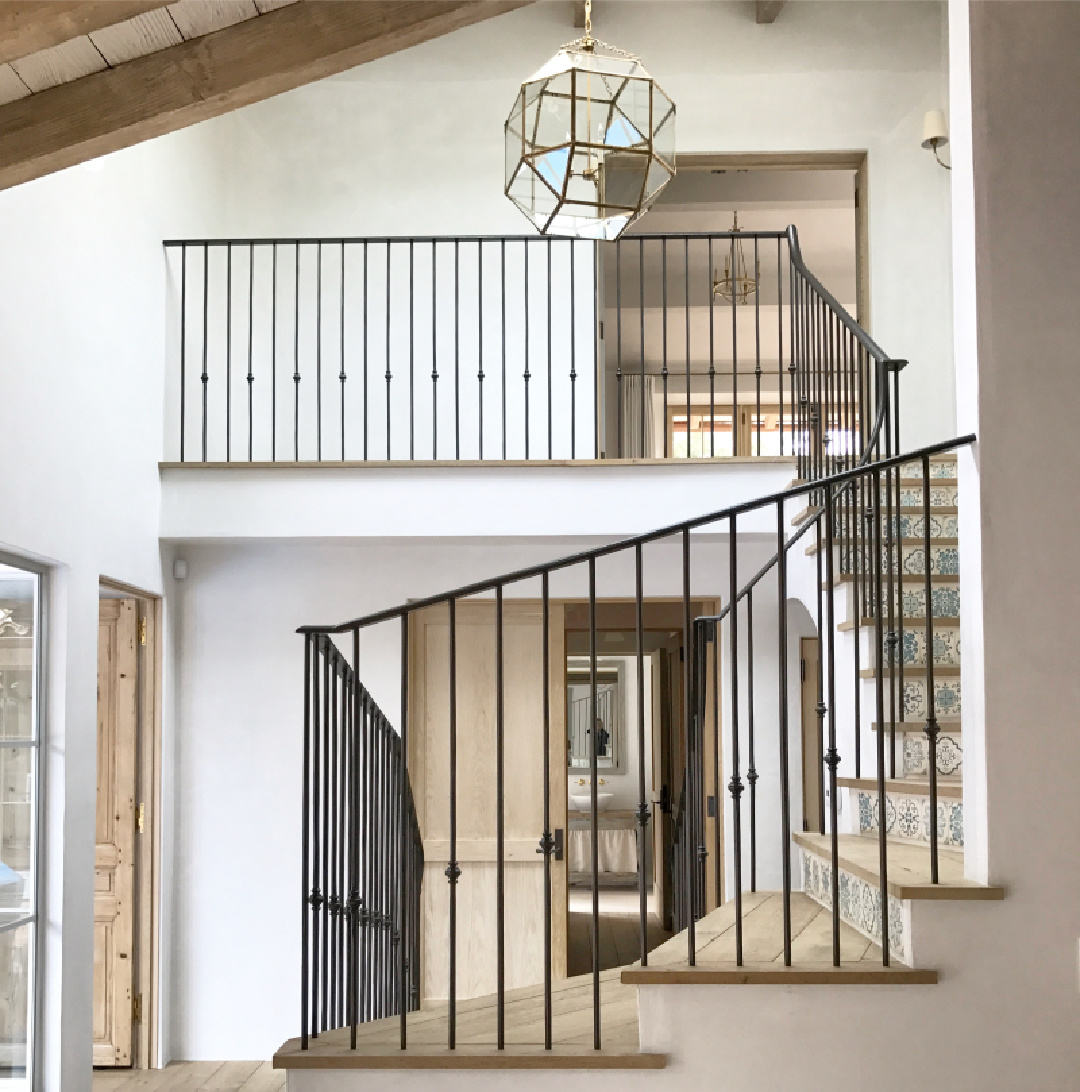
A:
[900,731,963,778]
[880,484,959,508]
[801,851,910,965]
[896,459,958,480]
[867,584,961,621]
[899,676,962,719]
[855,789,964,849]
[832,512,959,541]
[838,543,960,577]
[877,626,961,669]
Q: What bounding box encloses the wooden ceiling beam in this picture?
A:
[0,1,169,66]
[0,0,531,192]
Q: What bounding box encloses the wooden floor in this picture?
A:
[566,910,670,977]
[92,1061,283,1092]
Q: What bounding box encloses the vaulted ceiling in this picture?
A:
[0,0,530,191]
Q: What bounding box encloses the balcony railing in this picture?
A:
[163,227,889,477]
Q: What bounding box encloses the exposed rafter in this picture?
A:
[0,1,168,66]
[0,0,531,192]
[756,1,785,24]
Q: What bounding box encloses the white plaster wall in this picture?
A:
[169,532,797,1059]
[0,132,219,1089]
[172,0,954,449]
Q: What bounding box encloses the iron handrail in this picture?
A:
[298,433,974,635]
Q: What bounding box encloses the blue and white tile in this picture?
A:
[855,789,964,848]
[902,731,963,778]
[902,676,962,719]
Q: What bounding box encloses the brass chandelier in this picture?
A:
[503,0,676,240]
[712,212,759,305]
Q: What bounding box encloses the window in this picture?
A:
[0,561,42,1091]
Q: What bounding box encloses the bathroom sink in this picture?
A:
[570,792,613,812]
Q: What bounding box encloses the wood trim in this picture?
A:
[158,455,798,471]
[0,2,168,67]
[621,964,938,985]
[273,1042,667,1070]
[0,0,531,191]
[674,151,868,173]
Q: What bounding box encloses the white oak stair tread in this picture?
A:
[871,719,961,732]
[839,617,960,631]
[794,833,1004,900]
[837,776,962,799]
[859,665,961,678]
[274,968,663,1069]
[624,893,935,984]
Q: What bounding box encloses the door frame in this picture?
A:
[98,578,162,1070]
[657,150,871,329]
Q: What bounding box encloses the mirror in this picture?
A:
[566,658,624,771]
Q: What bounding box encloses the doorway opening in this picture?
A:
[600,152,866,458]
[562,599,718,975]
[94,581,161,1071]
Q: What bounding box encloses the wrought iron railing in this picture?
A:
[163,227,887,474]
[296,433,974,1052]
[300,634,423,1049]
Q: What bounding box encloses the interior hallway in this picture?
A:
[566,887,671,977]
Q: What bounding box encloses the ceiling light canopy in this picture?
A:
[504,0,676,240]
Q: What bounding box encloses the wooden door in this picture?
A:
[94,599,137,1066]
[800,637,822,833]
[409,600,567,1003]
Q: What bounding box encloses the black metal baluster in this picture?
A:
[712,611,721,908]
[496,585,506,1049]
[340,244,347,461]
[180,245,187,462]
[747,589,758,892]
[321,646,331,1031]
[447,599,459,1047]
[524,242,531,460]
[350,630,361,1049]
[709,236,715,457]
[409,242,415,460]
[547,237,553,459]
[201,245,209,462]
[454,240,460,460]
[730,234,738,458]
[541,573,554,1048]
[778,238,784,458]
[329,655,338,1025]
[872,468,890,964]
[247,244,254,462]
[685,238,691,459]
[310,639,322,1036]
[570,240,578,459]
[589,558,601,1046]
[478,242,485,459]
[301,635,312,1049]
[635,544,650,964]
[271,244,278,463]
[294,245,301,462]
[501,240,507,460]
[824,484,841,966]
[399,613,409,1047]
[776,498,792,965]
[816,512,827,834]
[386,243,393,460]
[923,455,940,884]
[682,528,695,963]
[729,514,744,964]
[639,238,646,457]
[884,398,898,779]
[316,242,322,461]
[616,240,623,458]
[428,241,432,458]
[893,364,905,781]
[754,237,761,456]
[662,239,669,458]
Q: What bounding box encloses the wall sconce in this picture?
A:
[922,109,951,171]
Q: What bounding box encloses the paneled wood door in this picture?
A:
[94,598,137,1066]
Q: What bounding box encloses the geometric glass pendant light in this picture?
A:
[504,0,676,240]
